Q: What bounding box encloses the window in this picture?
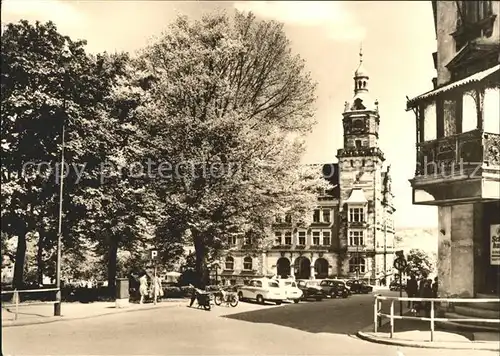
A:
[349,231,364,246]
[251,280,262,287]
[349,208,365,222]
[274,231,282,245]
[459,1,492,25]
[228,235,237,246]
[298,231,306,245]
[243,256,253,270]
[355,140,362,148]
[349,257,366,273]
[244,235,252,245]
[313,209,320,222]
[285,214,292,223]
[322,231,331,246]
[312,231,320,245]
[225,256,234,270]
[322,209,331,223]
[423,102,437,141]
[284,231,292,245]
[436,99,444,138]
[275,215,283,223]
[268,281,279,288]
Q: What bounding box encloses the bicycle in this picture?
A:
[214,287,239,307]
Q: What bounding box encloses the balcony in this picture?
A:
[347,245,367,253]
[410,130,500,205]
[349,221,367,228]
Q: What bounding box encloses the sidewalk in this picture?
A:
[1,298,186,328]
[357,309,500,351]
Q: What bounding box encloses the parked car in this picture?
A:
[389,281,406,291]
[346,280,373,294]
[335,279,352,294]
[276,279,303,303]
[319,279,349,298]
[297,280,325,301]
[237,278,287,305]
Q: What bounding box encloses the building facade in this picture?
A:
[406,1,500,297]
[219,53,396,286]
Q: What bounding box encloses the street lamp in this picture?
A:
[54,44,71,317]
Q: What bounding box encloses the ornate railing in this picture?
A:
[414,130,500,178]
[347,245,367,252]
[349,221,367,228]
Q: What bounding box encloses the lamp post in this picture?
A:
[383,216,387,286]
[54,47,71,317]
[356,240,360,280]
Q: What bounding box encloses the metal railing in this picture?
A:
[374,295,500,342]
[1,288,60,321]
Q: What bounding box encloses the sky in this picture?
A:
[1,0,439,229]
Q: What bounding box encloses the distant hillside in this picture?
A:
[395,227,438,254]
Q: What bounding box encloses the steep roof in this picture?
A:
[321,163,340,198]
[345,188,368,204]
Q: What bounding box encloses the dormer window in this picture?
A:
[355,140,362,148]
[457,1,493,26]
[454,1,495,51]
[353,98,366,110]
[349,207,365,222]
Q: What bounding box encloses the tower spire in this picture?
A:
[354,45,369,94]
[359,43,363,65]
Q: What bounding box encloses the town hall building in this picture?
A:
[219,52,397,286]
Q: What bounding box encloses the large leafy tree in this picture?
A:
[404,248,434,277]
[1,21,162,291]
[1,20,94,287]
[136,11,329,285]
[67,55,165,294]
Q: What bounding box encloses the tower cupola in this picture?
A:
[354,46,369,93]
[345,45,377,112]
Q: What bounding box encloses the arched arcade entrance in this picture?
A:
[314,258,329,279]
[294,256,311,280]
[276,257,291,278]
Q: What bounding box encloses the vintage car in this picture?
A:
[296,279,325,301]
[346,280,373,294]
[237,278,287,305]
[276,279,304,303]
[389,281,406,291]
[319,279,349,298]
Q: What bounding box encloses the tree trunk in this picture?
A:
[13,228,27,289]
[107,238,118,298]
[36,228,45,286]
[193,232,208,288]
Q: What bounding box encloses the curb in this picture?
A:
[2,299,186,328]
[356,331,500,351]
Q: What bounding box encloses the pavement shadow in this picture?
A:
[378,317,474,341]
[2,307,48,318]
[223,299,371,335]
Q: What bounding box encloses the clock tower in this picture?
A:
[337,48,390,280]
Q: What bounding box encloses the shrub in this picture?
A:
[180,286,193,298]
[163,286,182,298]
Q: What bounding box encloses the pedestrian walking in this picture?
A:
[406,275,418,310]
[422,279,434,317]
[432,277,438,298]
[139,271,149,304]
[415,272,427,313]
[150,274,163,303]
